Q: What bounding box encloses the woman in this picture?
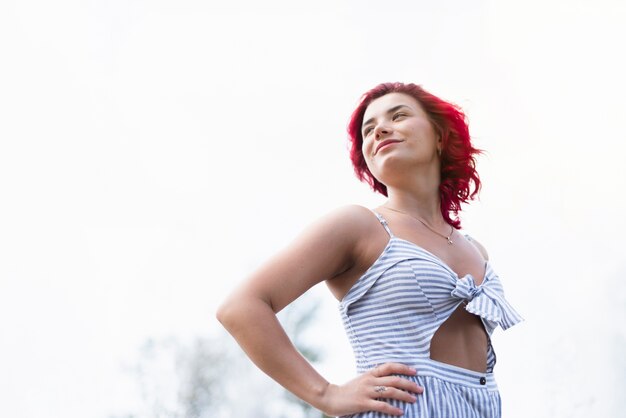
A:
[217,82,523,417]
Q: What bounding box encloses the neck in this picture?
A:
[379,157,446,225]
[385,187,445,227]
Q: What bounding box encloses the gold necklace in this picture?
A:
[383,206,455,245]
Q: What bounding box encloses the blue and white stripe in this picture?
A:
[337,212,522,417]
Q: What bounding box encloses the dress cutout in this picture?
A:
[338,211,523,418]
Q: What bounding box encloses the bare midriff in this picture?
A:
[428,304,488,373]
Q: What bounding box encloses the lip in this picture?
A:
[375,139,402,154]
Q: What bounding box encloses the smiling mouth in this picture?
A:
[375,139,402,154]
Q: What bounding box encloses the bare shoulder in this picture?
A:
[319,204,380,235]
[287,203,382,274]
[230,204,379,313]
[300,204,383,257]
[464,234,489,261]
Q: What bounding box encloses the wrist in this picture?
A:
[314,382,337,416]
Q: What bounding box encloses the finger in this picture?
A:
[367,399,404,416]
[377,375,424,394]
[372,362,417,378]
[371,385,417,403]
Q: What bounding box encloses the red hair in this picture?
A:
[347,82,481,229]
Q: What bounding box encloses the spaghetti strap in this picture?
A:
[339,210,523,418]
[371,210,393,237]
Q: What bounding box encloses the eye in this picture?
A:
[392,112,407,121]
[362,126,373,137]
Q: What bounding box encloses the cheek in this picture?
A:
[361,145,380,181]
[361,141,376,170]
[411,123,438,147]
[422,122,439,144]
[361,137,373,159]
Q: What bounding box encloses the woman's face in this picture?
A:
[361,92,440,181]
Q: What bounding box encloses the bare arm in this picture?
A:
[216,206,422,416]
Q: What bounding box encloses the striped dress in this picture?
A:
[338,212,523,418]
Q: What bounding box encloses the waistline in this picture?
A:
[363,358,498,391]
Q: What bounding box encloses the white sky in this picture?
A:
[1,1,625,417]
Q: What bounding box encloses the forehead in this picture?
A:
[362,92,422,123]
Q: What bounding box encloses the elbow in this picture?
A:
[215,301,234,330]
[215,295,259,331]
[216,292,273,332]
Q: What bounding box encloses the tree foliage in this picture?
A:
[116,294,330,418]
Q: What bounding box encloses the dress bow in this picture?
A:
[451,274,523,331]
[451,275,482,300]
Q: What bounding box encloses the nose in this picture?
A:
[374,123,392,140]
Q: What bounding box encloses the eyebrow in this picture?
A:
[362,104,412,131]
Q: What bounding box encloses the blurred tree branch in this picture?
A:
[117,293,328,418]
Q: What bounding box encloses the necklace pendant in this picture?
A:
[447,237,453,245]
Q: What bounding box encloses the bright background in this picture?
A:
[1,1,625,417]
